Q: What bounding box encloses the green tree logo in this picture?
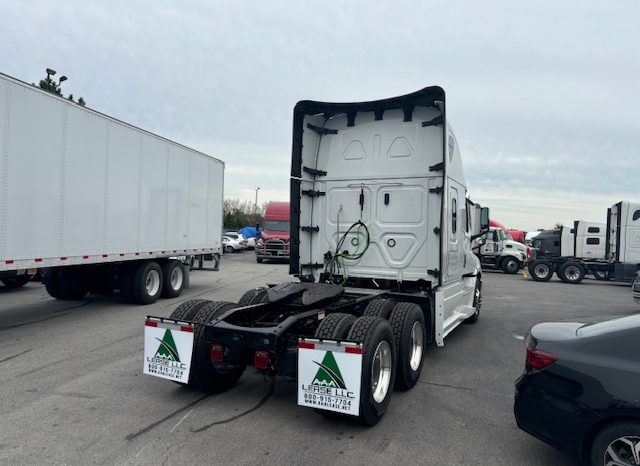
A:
[312,351,346,389]
[154,329,181,362]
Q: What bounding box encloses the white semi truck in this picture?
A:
[528,204,640,284]
[144,86,489,425]
[478,227,528,274]
[0,72,224,304]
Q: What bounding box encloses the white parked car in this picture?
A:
[224,232,248,249]
[222,236,245,253]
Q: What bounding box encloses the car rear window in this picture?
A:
[577,314,640,337]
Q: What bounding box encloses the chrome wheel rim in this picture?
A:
[565,266,581,281]
[409,321,424,371]
[145,270,161,296]
[506,259,518,272]
[170,266,183,291]
[371,340,392,403]
[604,435,640,465]
[534,264,550,279]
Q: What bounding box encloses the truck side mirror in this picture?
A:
[480,207,490,231]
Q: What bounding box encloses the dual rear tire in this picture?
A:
[313,300,427,425]
[557,261,585,284]
[169,299,246,393]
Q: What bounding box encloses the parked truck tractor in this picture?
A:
[478,227,528,274]
[528,208,640,284]
[144,86,489,426]
[255,201,291,263]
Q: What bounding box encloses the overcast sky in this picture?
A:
[3,1,638,231]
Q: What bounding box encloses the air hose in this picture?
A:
[325,220,370,285]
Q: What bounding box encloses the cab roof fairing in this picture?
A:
[290,86,446,179]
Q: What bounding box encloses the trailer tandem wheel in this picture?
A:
[119,263,137,303]
[161,260,185,298]
[45,267,88,300]
[346,316,396,426]
[132,261,164,305]
[190,301,246,393]
[389,303,426,390]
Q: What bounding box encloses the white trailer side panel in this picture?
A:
[0,73,223,271]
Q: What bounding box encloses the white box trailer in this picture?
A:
[0,72,224,303]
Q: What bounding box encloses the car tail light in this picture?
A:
[210,344,224,363]
[526,347,557,371]
[254,350,270,370]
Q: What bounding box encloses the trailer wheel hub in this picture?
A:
[145,270,161,296]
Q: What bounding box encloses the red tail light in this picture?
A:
[210,344,224,363]
[526,347,557,371]
[254,350,270,370]
[527,246,532,260]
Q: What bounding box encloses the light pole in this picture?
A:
[254,187,260,214]
[45,68,56,87]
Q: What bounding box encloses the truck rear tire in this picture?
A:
[558,261,585,284]
[169,299,212,322]
[363,299,395,319]
[347,316,396,426]
[314,313,357,339]
[1,275,31,288]
[501,257,521,274]
[133,261,163,305]
[389,303,426,390]
[190,301,245,393]
[238,287,268,306]
[161,260,184,298]
[528,260,554,282]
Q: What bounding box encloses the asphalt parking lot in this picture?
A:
[1,253,638,465]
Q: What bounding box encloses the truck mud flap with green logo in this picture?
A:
[143,318,194,383]
[297,338,363,416]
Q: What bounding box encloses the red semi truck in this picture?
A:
[256,201,290,263]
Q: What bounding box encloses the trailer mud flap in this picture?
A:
[297,338,363,416]
[143,318,194,383]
